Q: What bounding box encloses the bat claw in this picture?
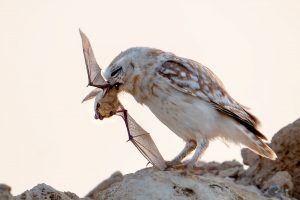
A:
[126,135,133,142]
[146,161,151,167]
[126,133,148,142]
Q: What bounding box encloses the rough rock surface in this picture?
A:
[1,118,299,200]
[96,168,272,200]
[0,184,13,200]
[238,118,300,199]
[86,171,123,199]
[2,167,294,200]
[13,184,88,200]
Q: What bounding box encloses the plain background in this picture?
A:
[1,0,299,196]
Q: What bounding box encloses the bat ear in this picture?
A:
[82,88,102,103]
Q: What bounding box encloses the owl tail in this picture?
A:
[243,132,277,160]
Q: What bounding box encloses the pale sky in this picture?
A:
[1,0,300,196]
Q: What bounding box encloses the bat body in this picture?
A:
[79,30,166,170]
[94,86,120,120]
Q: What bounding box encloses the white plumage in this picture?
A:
[103,47,277,169]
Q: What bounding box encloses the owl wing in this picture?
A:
[158,57,267,140]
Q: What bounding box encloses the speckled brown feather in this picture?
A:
[101,46,277,163]
[159,59,266,141]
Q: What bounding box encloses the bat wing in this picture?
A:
[80,31,166,169]
[79,29,106,87]
[117,110,167,170]
[82,88,102,103]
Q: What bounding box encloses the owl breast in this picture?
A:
[140,78,222,141]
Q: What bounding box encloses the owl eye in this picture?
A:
[111,66,122,77]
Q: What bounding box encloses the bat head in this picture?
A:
[94,92,105,120]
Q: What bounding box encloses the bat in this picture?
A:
[94,86,167,170]
[80,29,109,90]
[79,29,167,170]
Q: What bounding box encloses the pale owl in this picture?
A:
[102,47,277,169]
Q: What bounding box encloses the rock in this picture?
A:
[98,168,273,200]
[238,118,300,199]
[218,166,243,178]
[220,160,243,170]
[14,184,89,200]
[264,185,296,200]
[0,185,11,193]
[217,160,244,178]
[195,161,221,175]
[0,184,13,200]
[2,167,296,200]
[3,118,300,199]
[262,171,293,192]
[86,171,123,199]
[241,148,259,166]
[194,160,245,178]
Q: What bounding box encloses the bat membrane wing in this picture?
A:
[79,29,106,86]
[80,31,166,170]
[117,111,166,170]
[82,88,102,103]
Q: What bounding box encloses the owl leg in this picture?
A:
[186,138,209,169]
[167,140,196,166]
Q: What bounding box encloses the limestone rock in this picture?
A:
[194,160,243,177]
[218,166,243,178]
[220,160,243,170]
[98,168,273,200]
[239,118,300,199]
[0,184,13,200]
[14,184,89,200]
[86,171,123,199]
[2,118,300,200]
[241,148,259,166]
[2,166,295,200]
[195,161,221,175]
[262,171,293,191]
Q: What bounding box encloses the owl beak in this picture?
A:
[96,82,111,89]
[95,81,112,97]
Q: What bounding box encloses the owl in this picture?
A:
[101,47,277,169]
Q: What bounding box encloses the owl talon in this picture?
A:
[166,160,182,168]
[166,162,185,170]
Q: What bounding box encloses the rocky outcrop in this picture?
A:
[14,184,87,200]
[1,118,300,200]
[86,171,123,199]
[0,169,279,200]
[0,184,13,200]
[92,168,273,200]
[238,118,300,199]
[1,166,294,200]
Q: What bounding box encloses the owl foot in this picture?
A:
[165,160,182,168]
[166,163,201,176]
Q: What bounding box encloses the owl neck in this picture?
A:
[123,66,155,104]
